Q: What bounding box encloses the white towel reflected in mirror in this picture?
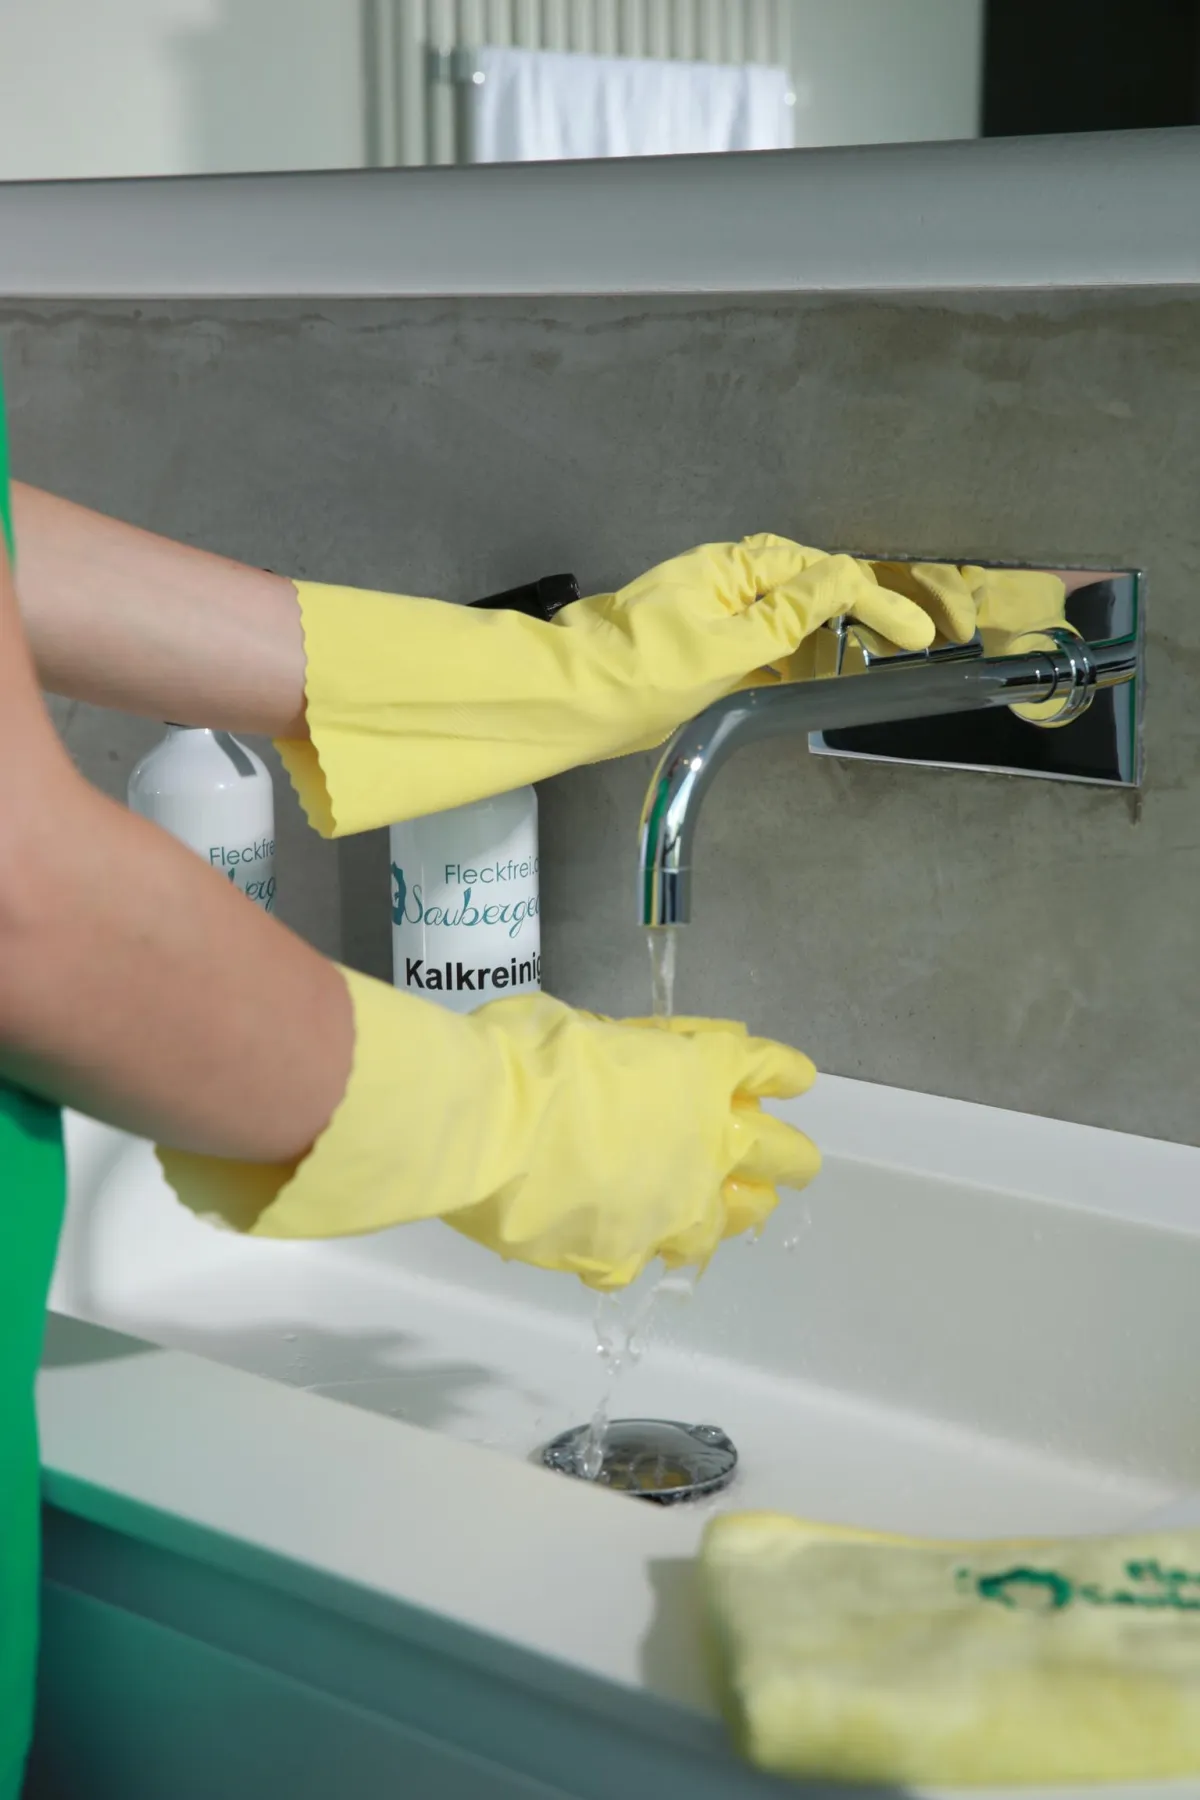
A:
[469,46,795,163]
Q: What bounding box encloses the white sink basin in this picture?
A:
[39,1076,1200,1799]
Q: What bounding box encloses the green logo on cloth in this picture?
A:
[958,1558,1200,1614]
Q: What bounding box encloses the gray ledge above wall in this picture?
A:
[0,126,1198,299]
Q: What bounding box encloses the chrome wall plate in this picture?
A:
[808,565,1144,788]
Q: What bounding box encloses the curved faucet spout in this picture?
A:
[638,631,1139,928]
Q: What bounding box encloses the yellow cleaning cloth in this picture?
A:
[275,536,935,838]
[701,1512,1200,1787]
[158,967,819,1290]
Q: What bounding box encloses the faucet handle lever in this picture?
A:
[825,613,984,675]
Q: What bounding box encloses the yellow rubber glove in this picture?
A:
[702,1511,1200,1787]
[845,562,1077,723]
[276,535,934,837]
[869,560,1071,656]
[157,968,819,1290]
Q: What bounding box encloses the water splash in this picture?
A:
[575,928,689,1482]
[783,1205,814,1252]
[577,1275,672,1481]
[578,1296,619,1480]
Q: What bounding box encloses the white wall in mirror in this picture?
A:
[0,0,364,182]
[0,0,983,183]
[784,0,983,148]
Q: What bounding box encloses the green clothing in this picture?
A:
[0,1089,62,1796]
[0,378,67,1795]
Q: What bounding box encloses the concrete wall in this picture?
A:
[5,290,1198,1144]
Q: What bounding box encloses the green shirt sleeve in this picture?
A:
[0,357,62,1796]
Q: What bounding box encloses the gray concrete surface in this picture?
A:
[6,292,1197,1142]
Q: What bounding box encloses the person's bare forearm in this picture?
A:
[0,558,352,1158]
[0,784,353,1157]
[0,767,354,1157]
[12,482,309,737]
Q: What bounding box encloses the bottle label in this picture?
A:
[390,807,540,1013]
[397,951,543,998]
[126,729,277,915]
[209,837,277,912]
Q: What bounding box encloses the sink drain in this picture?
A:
[540,1418,737,1504]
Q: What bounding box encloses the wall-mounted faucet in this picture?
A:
[638,565,1144,929]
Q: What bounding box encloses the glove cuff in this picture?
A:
[157,967,510,1238]
[275,580,575,838]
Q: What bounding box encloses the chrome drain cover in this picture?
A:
[540,1418,737,1504]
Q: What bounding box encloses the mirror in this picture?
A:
[809,565,1145,789]
[3,2,1198,183]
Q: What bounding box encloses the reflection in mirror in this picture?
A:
[2,1,1198,183]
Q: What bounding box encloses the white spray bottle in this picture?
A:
[389,574,577,1014]
[128,726,277,913]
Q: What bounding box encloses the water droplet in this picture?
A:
[783,1235,801,1252]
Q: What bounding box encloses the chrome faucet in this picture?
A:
[638,597,1143,929]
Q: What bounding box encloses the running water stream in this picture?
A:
[569,929,813,1485]
[647,924,678,1023]
[576,927,695,1481]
